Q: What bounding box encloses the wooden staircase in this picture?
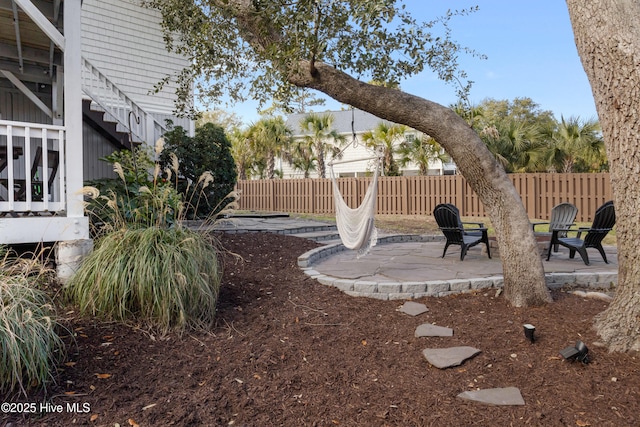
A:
[82,99,132,149]
[81,57,166,148]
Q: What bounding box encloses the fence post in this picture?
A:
[269,180,275,212]
[401,176,409,214]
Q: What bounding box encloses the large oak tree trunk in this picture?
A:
[567,0,640,351]
[291,63,552,307]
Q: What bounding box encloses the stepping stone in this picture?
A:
[457,387,525,406]
[585,291,614,302]
[422,346,481,369]
[415,324,454,337]
[398,301,429,316]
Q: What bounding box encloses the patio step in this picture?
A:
[290,229,341,242]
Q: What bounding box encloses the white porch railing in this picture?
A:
[81,57,166,145]
[0,120,66,213]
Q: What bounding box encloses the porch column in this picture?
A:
[64,0,83,217]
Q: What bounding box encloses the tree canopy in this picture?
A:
[143,0,481,115]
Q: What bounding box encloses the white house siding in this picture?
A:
[81,0,190,116]
[152,112,193,137]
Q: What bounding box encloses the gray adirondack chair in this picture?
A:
[533,202,578,253]
[546,201,615,265]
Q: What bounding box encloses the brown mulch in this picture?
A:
[3,232,640,427]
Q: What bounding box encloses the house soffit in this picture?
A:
[0,0,63,84]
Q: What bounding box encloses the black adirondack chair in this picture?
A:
[546,200,615,265]
[433,203,491,261]
[441,203,486,237]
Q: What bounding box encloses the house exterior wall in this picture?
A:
[0,85,52,124]
[81,0,191,116]
[83,123,120,181]
[1,0,194,204]
[281,109,453,179]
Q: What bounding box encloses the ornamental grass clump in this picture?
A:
[0,250,64,396]
[65,226,221,333]
[68,138,237,333]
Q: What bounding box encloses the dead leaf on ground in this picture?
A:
[95,373,112,379]
[90,414,98,422]
[128,418,139,427]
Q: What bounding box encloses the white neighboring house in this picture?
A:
[282,109,456,178]
[0,0,191,278]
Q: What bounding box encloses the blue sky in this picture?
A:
[227,1,597,125]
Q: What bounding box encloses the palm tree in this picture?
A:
[544,116,605,172]
[299,113,346,178]
[451,101,485,129]
[479,119,546,172]
[228,127,253,180]
[398,134,450,176]
[362,122,406,176]
[285,139,317,178]
[247,117,292,179]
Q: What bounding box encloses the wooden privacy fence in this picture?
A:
[235,173,613,222]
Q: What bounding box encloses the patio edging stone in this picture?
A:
[298,234,618,301]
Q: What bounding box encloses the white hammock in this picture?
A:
[330,157,380,257]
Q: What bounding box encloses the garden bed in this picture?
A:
[3,232,638,426]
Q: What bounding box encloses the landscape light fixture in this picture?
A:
[559,340,590,363]
[523,324,536,343]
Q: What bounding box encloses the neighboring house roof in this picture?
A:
[286,109,395,135]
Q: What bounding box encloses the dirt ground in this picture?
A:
[3,231,640,427]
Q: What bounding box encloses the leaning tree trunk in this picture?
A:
[567,0,640,351]
[291,62,552,307]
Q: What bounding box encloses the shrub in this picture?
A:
[160,123,238,219]
[71,141,237,333]
[65,226,221,333]
[85,145,183,233]
[0,252,63,396]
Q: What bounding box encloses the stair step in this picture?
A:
[82,99,131,148]
[291,230,341,242]
[89,102,106,113]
